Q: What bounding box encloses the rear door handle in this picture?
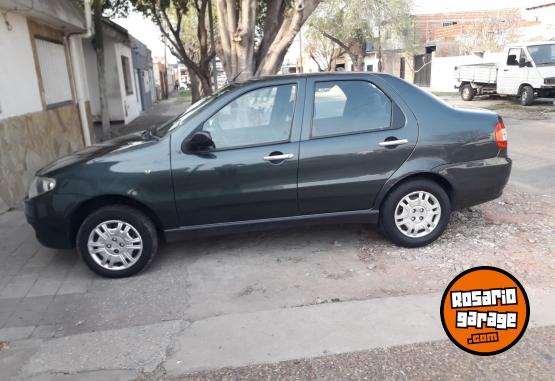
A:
[379,139,408,147]
[263,153,295,161]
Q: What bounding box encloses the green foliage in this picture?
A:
[93,0,132,18]
[176,89,192,103]
[308,0,414,58]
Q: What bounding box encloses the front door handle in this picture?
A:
[263,153,295,161]
[379,139,408,147]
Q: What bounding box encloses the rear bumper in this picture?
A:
[435,156,512,210]
[25,196,74,249]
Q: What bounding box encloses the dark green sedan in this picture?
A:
[25,73,511,277]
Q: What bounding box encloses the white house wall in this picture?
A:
[115,42,141,124]
[83,39,123,122]
[0,12,43,119]
[105,42,125,122]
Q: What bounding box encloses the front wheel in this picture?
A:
[380,179,451,248]
[76,205,158,277]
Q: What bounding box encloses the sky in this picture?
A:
[115,0,548,63]
[114,12,178,64]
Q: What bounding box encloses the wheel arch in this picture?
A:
[376,172,455,210]
[517,83,534,95]
[69,195,165,245]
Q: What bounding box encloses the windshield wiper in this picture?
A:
[535,62,555,66]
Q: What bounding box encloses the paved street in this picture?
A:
[1,96,554,380]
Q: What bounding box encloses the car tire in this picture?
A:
[460,84,474,101]
[519,85,534,106]
[380,179,451,248]
[76,205,158,278]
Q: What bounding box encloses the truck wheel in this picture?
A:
[460,84,474,101]
[519,85,534,106]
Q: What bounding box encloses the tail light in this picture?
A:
[495,118,507,149]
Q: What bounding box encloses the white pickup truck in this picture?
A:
[454,41,555,105]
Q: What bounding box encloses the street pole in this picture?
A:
[208,0,218,90]
[298,27,303,73]
[163,37,168,99]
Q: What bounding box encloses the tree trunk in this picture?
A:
[215,0,321,81]
[188,68,213,103]
[189,72,202,103]
[93,0,110,141]
[350,54,365,71]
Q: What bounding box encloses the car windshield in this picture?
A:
[151,85,235,137]
[527,44,555,66]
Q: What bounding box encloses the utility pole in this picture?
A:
[163,36,168,99]
[298,27,303,73]
[208,0,218,90]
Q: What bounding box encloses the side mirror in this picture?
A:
[184,131,215,152]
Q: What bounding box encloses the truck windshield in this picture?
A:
[527,44,555,66]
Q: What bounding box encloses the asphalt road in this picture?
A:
[506,116,555,195]
[443,94,555,196]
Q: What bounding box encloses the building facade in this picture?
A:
[83,20,142,125]
[130,36,155,112]
[0,0,93,210]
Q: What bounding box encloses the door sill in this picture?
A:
[164,209,379,241]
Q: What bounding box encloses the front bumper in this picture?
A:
[25,196,75,249]
[435,156,512,210]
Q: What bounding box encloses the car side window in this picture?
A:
[507,48,524,66]
[202,84,296,150]
[311,80,392,138]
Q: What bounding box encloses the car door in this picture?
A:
[171,80,304,226]
[297,76,417,215]
[498,48,528,95]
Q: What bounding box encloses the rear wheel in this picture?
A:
[460,84,474,101]
[77,205,158,277]
[380,179,451,248]
[519,85,534,106]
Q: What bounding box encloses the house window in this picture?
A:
[35,38,72,106]
[121,56,133,95]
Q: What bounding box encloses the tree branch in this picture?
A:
[321,31,350,53]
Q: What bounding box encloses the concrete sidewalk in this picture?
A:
[173,325,555,381]
[164,288,555,375]
[6,287,555,379]
[93,92,189,141]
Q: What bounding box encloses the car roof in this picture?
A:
[235,71,387,84]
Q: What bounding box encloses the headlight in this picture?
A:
[28,176,56,199]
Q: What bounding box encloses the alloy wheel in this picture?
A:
[87,220,143,270]
[394,191,442,238]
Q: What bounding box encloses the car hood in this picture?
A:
[37,133,153,176]
[536,66,555,78]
